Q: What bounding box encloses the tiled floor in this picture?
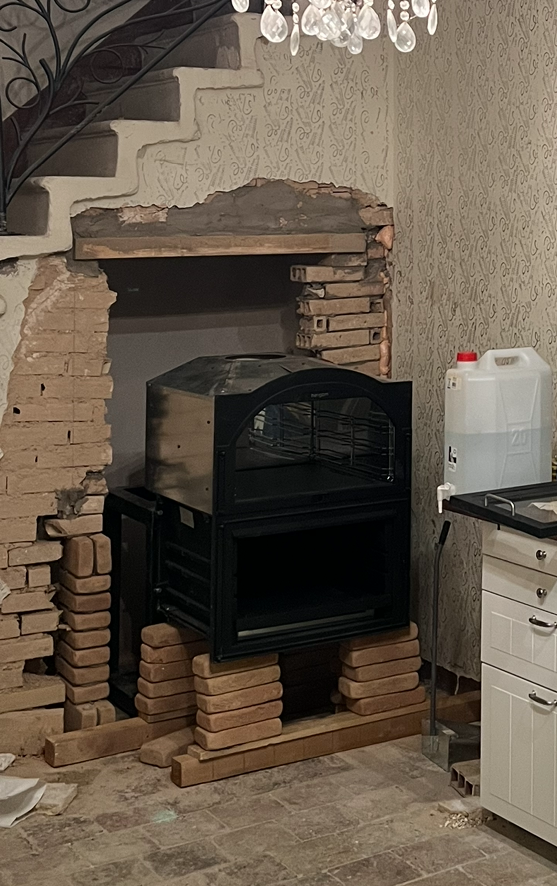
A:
[2,735,557,886]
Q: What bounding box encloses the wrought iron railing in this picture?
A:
[0,0,236,233]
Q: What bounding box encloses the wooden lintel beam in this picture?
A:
[73,233,367,260]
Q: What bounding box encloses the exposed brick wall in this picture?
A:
[0,254,115,740]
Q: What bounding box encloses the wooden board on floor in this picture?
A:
[44,717,146,767]
[171,691,480,787]
[73,233,367,260]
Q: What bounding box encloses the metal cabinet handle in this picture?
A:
[536,550,547,561]
[484,493,515,515]
[536,588,548,599]
[529,615,557,629]
[529,691,557,707]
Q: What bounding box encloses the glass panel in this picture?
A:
[235,519,390,631]
[235,397,394,502]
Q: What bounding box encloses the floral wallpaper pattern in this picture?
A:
[393,0,557,679]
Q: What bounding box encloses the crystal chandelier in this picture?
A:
[231,0,438,56]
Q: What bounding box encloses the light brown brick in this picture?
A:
[64,628,110,650]
[14,353,66,375]
[342,654,422,683]
[95,700,116,725]
[73,333,108,355]
[67,355,105,376]
[74,287,116,310]
[137,675,195,698]
[135,691,197,716]
[8,540,63,566]
[141,623,204,648]
[0,547,7,570]
[92,534,111,574]
[0,707,64,756]
[58,640,110,668]
[139,659,193,682]
[45,515,103,538]
[70,423,111,445]
[61,609,111,631]
[63,680,109,704]
[56,588,111,613]
[297,296,370,317]
[197,700,283,733]
[0,615,19,640]
[194,665,280,697]
[321,344,380,365]
[343,623,419,650]
[340,638,421,669]
[141,640,208,664]
[64,701,97,731]
[192,653,278,680]
[27,564,51,587]
[25,332,74,352]
[0,673,65,714]
[346,685,426,716]
[39,377,74,398]
[296,329,369,350]
[77,496,105,515]
[10,401,74,422]
[139,726,195,768]
[0,566,27,589]
[339,672,419,700]
[139,709,196,724]
[0,633,53,663]
[74,377,114,399]
[82,475,108,496]
[0,517,38,544]
[0,423,70,450]
[74,309,110,334]
[318,253,367,267]
[0,494,58,521]
[20,609,61,635]
[196,681,283,714]
[59,570,110,594]
[325,280,385,297]
[291,265,365,283]
[1,589,55,613]
[7,468,80,495]
[327,312,386,332]
[0,662,24,689]
[143,716,195,742]
[195,718,282,751]
[54,656,109,685]
[61,536,94,577]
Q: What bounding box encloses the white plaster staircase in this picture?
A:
[3,14,264,263]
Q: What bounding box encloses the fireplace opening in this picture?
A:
[236,519,387,633]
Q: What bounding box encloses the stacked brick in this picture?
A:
[54,530,115,729]
[0,540,66,751]
[192,653,283,751]
[338,622,425,715]
[280,644,338,718]
[136,624,208,728]
[294,211,393,378]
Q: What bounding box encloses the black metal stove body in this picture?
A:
[145,355,412,661]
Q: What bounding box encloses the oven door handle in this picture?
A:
[529,615,557,630]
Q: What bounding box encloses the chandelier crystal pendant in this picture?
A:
[239,0,438,56]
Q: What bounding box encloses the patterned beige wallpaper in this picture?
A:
[393,0,557,679]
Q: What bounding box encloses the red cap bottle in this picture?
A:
[456,352,478,363]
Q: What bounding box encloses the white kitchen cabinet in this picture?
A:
[481,524,557,847]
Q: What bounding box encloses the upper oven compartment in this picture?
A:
[145,354,411,515]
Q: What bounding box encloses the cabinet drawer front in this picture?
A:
[483,555,557,611]
[481,664,557,847]
[482,591,557,690]
[483,524,557,577]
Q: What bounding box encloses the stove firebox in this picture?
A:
[145,355,411,660]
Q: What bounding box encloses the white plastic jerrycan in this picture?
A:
[442,348,552,498]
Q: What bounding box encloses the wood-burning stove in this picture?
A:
[144,354,412,661]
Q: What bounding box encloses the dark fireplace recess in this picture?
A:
[140,354,412,660]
